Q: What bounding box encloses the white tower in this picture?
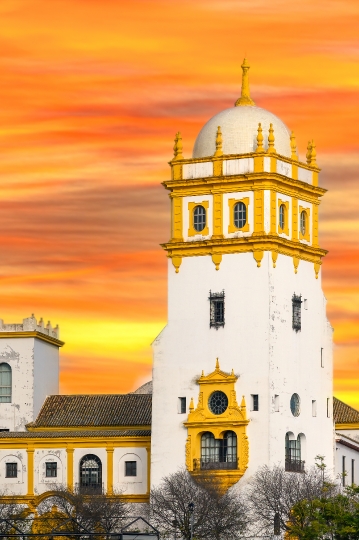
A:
[151,60,333,489]
[0,315,63,431]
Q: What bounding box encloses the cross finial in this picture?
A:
[214,126,223,157]
[235,58,255,107]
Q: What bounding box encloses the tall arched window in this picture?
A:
[279,204,285,230]
[0,363,12,403]
[200,431,237,470]
[285,433,304,472]
[193,205,206,232]
[79,454,102,494]
[234,202,246,229]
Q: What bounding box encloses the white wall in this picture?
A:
[34,448,66,495]
[0,449,27,495]
[33,340,59,418]
[114,447,148,495]
[336,438,359,486]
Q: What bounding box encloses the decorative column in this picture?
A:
[66,447,74,490]
[27,446,34,495]
[107,446,114,495]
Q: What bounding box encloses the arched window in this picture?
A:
[300,211,306,236]
[193,205,206,232]
[234,202,246,229]
[223,431,237,464]
[279,204,285,230]
[79,454,102,494]
[285,433,304,472]
[200,431,237,470]
[201,432,220,463]
[0,364,12,403]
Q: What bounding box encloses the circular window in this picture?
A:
[234,201,247,229]
[290,393,300,417]
[193,205,206,232]
[208,391,228,415]
[279,204,285,230]
[300,211,306,235]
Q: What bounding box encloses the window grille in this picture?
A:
[292,294,302,331]
[234,202,246,229]
[252,394,259,411]
[46,462,57,478]
[285,434,305,472]
[79,454,102,494]
[209,290,225,329]
[300,211,306,235]
[6,463,17,478]
[0,363,12,403]
[193,205,206,232]
[179,397,186,414]
[279,204,285,230]
[200,431,237,469]
[125,461,137,477]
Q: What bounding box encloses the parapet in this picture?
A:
[0,314,60,340]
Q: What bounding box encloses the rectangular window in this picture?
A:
[251,394,259,411]
[274,395,279,412]
[125,461,137,477]
[352,459,355,485]
[342,456,346,486]
[292,294,302,331]
[304,299,308,310]
[6,463,17,478]
[0,429,9,432]
[321,348,324,368]
[178,397,186,414]
[209,291,225,329]
[46,462,57,478]
[327,398,330,418]
[312,400,317,417]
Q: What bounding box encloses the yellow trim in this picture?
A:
[278,199,289,236]
[184,361,249,493]
[212,193,223,239]
[27,424,151,432]
[312,203,319,247]
[270,190,277,235]
[171,196,183,242]
[27,447,34,496]
[292,197,298,242]
[146,446,151,495]
[0,435,151,447]
[0,331,64,347]
[299,206,311,242]
[188,201,209,237]
[228,197,250,233]
[107,446,114,495]
[336,423,359,430]
[1,492,149,507]
[66,446,74,490]
[253,190,264,235]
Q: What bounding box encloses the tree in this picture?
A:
[147,468,249,540]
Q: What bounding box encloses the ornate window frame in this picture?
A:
[187,201,209,237]
[299,205,310,242]
[278,199,289,236]
[228,197,250,233]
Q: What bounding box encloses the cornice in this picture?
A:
[0,331,64,347]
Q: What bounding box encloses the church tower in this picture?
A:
[151,60,333,488]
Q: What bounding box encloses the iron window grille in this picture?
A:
[209,290,225,329]
[125,461,137,477]
[292,294,302,331]
[193,205,206,232]
[234,201,246,229]
[252,394,259,411]
[6,462,17,478]
[46,462,57,477]
[179,397,186,414]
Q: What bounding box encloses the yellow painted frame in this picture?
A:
[299,205,311,242]
[278,199,289,236]
[188,200,209,237]
[184,360,249,492]
[228,197,250,233]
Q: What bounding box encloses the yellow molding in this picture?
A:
[228,197,250,233]
[27,424,151,432]
[1,492,150,506]
[146,446,151,495]
[0,437,151,448]
[312,203,319,247]
[278,199,289,236]
[107,446,114,495]
[270,191,277,235]
[0,331,64,347]
[299,205,311,242]
[27,447,34,496]
[292,197,298,242]
[188,200,209,237]
[336,423,359,430]
[171,196,183,242]
[253,190,264,234]
[66,447,74,490]
[212,193,223,239]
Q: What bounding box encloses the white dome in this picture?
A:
[193,105,291,158]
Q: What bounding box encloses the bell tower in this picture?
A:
[151,60,333,487]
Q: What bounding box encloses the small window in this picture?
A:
[0,363,12,403]
[125,461,137,477]
[193,205,206,232]
[292,294,302,332]
[6,462,17,478]
[300,211,306,236]
[303,299,308,310]
[279,204,285,230]
[46,462,57,478]
[352,459,355,485]
[327,398,330,418]
[251,394,259,411]
[209,290,225,329]
[321,348,324,368]
[290,393,300,417]
[312,400,317,417]
[342,456,346,486]
[274,395,279,412]
[0,429,9,432]
[178,397,186,414]
[234,202,246,229]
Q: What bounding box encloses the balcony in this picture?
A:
[285,459,305,473]
[75,482,104,495]
[193,457,239,471]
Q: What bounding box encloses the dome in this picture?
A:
[192,58,291,159]
[193,105,291,158]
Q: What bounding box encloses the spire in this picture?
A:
[256,123,264,152]
[215,358,220,370]
[290,131,298,161]
[267,123,276,153]
[173,132,183,161]
[214,126,223,157]
[310,139,317,166]
[235,58,255,107]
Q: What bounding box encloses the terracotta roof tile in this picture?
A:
[333,397,359,424]
[28,394,152,428]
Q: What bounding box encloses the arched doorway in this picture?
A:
[79,454,102,494]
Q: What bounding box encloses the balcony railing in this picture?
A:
[193,457,239,471]
[75,482,104,494]
[285,459,305,473]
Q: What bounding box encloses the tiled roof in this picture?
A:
[28,394,152,428]
[333,397,359,424]
[0,430,151,439]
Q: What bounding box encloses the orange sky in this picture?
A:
[0,0,358,406]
